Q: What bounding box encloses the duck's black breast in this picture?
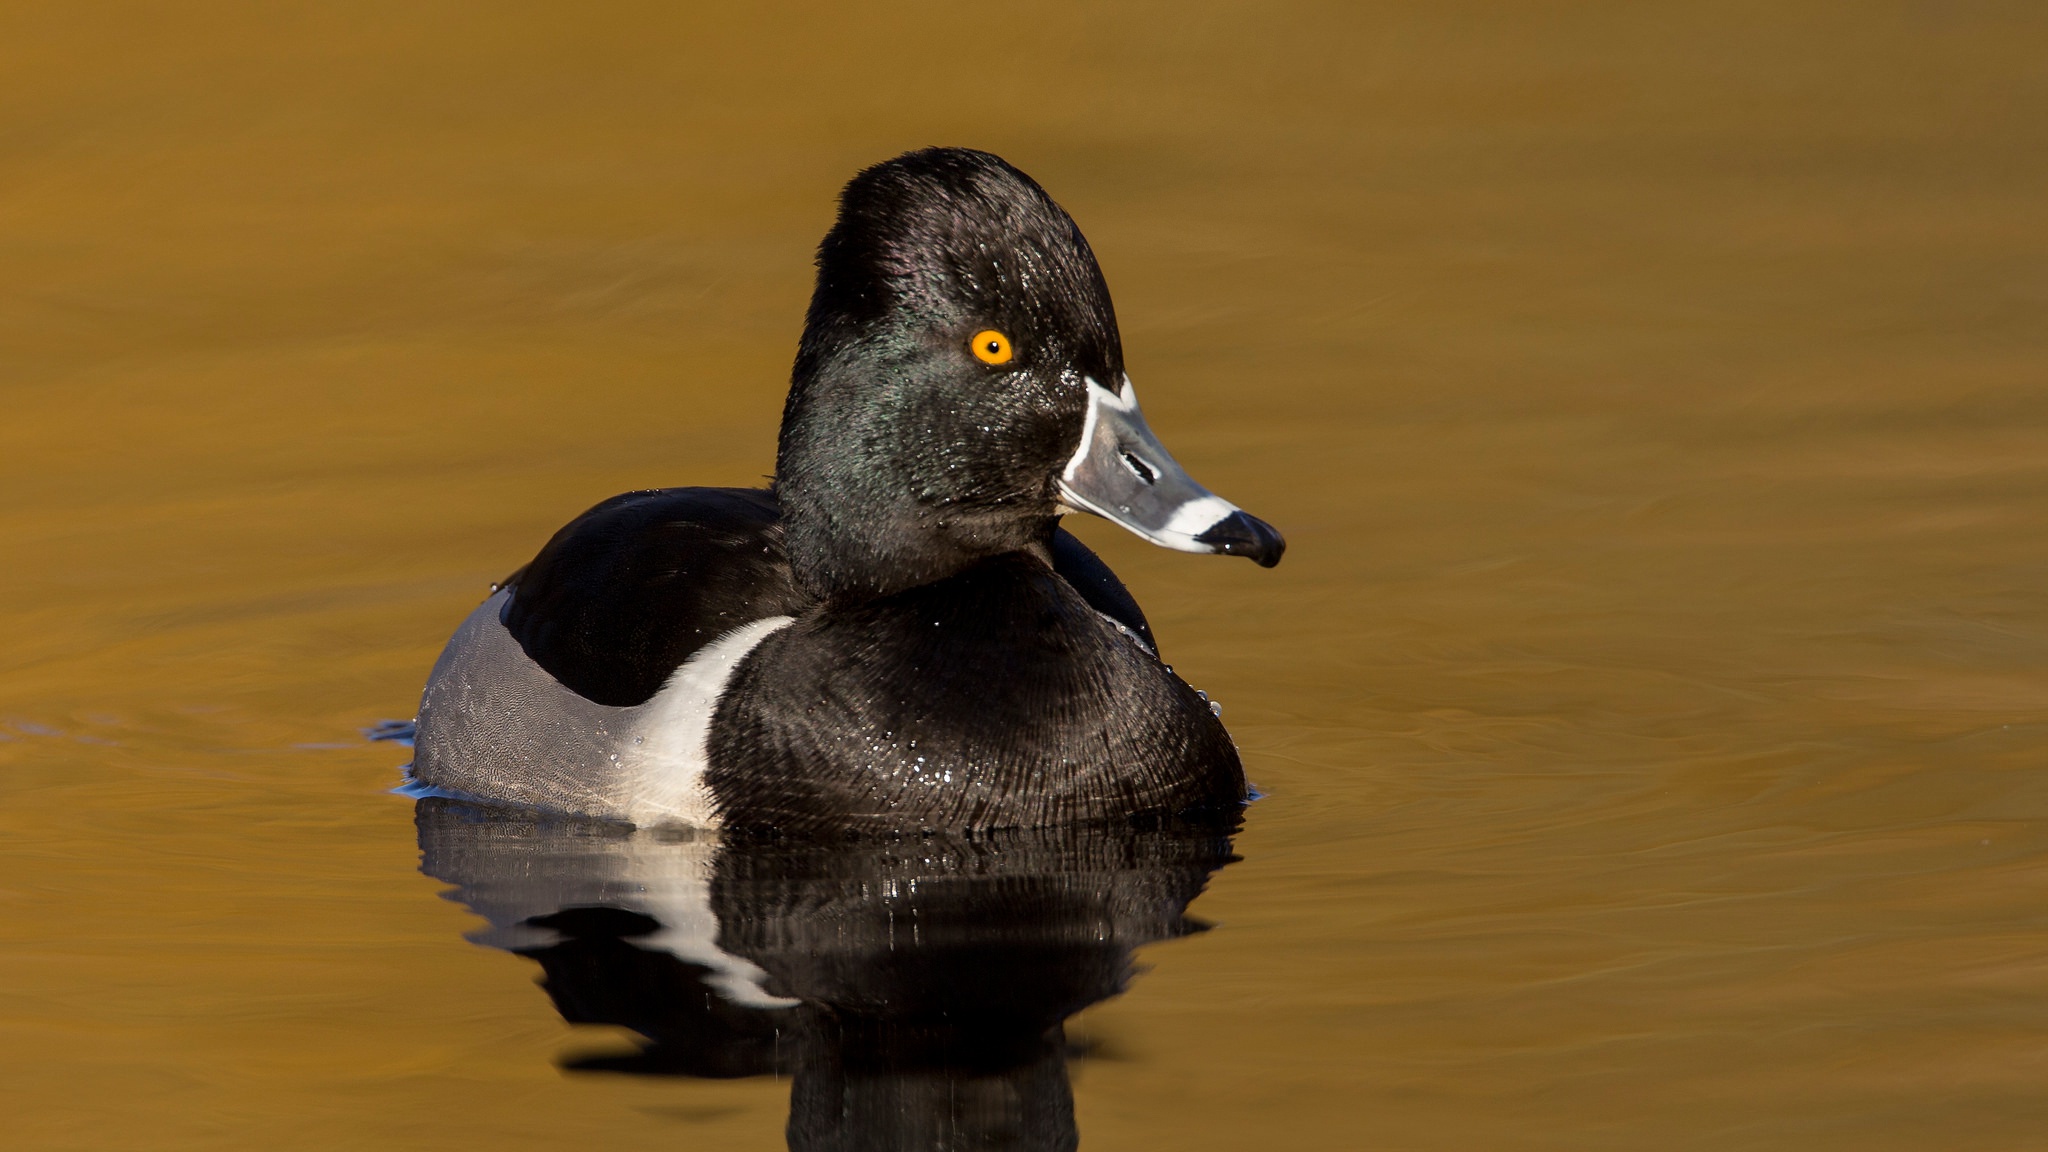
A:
[706,551,1245,835]
[503,487,1159,710]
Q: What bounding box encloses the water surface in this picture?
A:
[4,3,2047,1148]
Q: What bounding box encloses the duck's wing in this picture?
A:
[502,487,808,707]
[1049,527,1157,654]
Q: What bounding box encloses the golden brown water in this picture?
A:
[5,2,2048,1147]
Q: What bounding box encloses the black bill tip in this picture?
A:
[1195,511,1286,568]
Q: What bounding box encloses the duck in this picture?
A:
[410,147,1284,836]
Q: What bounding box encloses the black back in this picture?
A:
[503,487,1156,708]
[502,487,807,707]
[1047,530,1153,652]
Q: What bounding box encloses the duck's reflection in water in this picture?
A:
[415,798,1238,1150]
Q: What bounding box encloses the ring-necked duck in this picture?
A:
[411,147,1283,835]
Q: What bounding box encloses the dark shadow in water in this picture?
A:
[416,798,1239,1151]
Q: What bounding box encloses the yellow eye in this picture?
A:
[969,329,1013,365]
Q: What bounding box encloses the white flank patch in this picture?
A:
[622,615,793,829]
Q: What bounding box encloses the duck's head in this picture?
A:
[777,147,1285,600]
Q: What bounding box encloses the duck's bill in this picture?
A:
[1058,377,1285,568]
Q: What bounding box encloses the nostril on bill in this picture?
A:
[1119,451,1157,485]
